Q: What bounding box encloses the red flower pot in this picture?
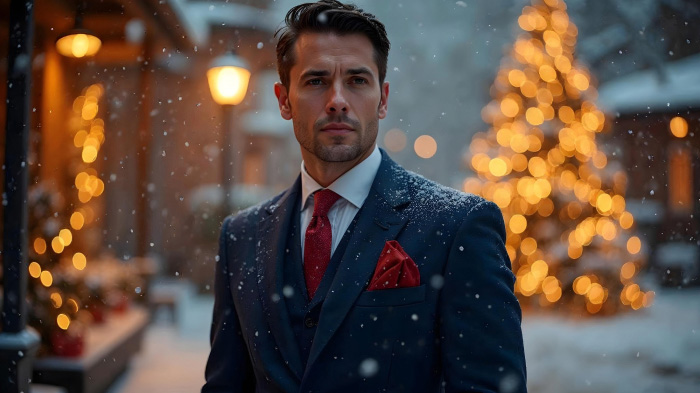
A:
[51,328,85,357]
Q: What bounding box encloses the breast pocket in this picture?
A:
[355,284,426,307]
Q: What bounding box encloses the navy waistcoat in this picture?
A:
[282,196,359,368]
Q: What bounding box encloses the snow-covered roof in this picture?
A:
[597,53,700,113]
[170,0,278,46]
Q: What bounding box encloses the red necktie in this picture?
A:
[304,189,341,300]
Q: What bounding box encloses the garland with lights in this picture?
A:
[465,0,652,315]
[27,84,108,355]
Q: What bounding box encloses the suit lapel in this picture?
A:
[305,151,411,371]
[256,176,305,380]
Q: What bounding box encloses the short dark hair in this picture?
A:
[274,0,390,89]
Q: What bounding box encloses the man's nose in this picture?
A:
[325,82,348,114]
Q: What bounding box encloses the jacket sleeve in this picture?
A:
[202,215,256,393]
[439,200,527,393]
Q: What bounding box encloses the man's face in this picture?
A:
[275,33,389,163]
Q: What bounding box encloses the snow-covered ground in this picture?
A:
[107,278,699,393]
[524,284,700,393]
[106,294,212,393]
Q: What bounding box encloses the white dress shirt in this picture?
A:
[300,145,382,262]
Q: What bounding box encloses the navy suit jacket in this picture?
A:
[203,149,527,393]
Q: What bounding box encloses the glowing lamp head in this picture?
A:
[56,30,102,58]
[207,53,251,106]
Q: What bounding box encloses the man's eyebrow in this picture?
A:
[300,69,330,80]
[299,67,375,80]
[346,67,373,76]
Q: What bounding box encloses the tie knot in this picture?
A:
[312,189,341,217]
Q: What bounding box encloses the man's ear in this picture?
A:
[378,81,389,119]
[274,82,292,120]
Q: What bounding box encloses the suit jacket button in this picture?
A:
[304,317,315,328]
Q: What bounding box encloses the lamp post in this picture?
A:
[0,1,41,392]
[207,51,251,215]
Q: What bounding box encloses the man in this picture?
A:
[203,1,527,392]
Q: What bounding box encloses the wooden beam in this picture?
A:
[121,0,191,53]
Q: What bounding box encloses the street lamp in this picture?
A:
[207,51,251,215]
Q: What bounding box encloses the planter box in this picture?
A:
[32,307,149,393]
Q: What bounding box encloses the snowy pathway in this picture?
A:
[107,282,700,393]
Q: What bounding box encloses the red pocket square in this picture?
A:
[367,240,420,291]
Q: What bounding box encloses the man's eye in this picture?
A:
[352,77,367,84]
[307,79,323,85]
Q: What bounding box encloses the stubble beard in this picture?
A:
[295,117,378,163]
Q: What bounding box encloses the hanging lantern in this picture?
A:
[56,3,101,58]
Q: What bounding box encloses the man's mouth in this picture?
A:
[321,123,354,135]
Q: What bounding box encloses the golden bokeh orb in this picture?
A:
[509,214,527,234]
[414,135,437,159]
[669,116,688,138]
[28,262,42,278]
[627,236,642,254]
[57,314,71,330]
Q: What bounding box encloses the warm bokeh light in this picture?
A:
[669,116,688,138]
[34,238,47,255]
[67,298,80,314]
[71,212,86,230]
[82,146,98,163]
[57,314,71,330]
[414,135,438,159]
[78,190,92,203]
[40,270,53,287]
[59,229,73,247]
[509,214,527,234]
[51,237,65,254]
[74,130,88,147]
[620,262,636,281]
[587,283,605,304]
[619,211,634,229]
[596,193,612,213]
[383,128,407,152]
[51,292,63,308]
[572,73,590,91]
[538,64,557,82]
[525,107,544,125]
[463,178,482,195]
[489,158,508,177]
[530,259,548,279]
[28,262,42,278]
[627,236,642,254]
[573,275,591,295]
[73,252,87,271]
[528,157,547,177]
[520,272,538,294]
[75,171,88,189]
[508,69,526,87]
[501,98,520,117]
[82,102,98,121]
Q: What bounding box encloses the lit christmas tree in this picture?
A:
[465,0,653,315]
[28,84,108,355]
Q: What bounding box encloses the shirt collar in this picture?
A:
[300,144,382,212]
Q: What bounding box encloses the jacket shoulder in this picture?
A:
[398,169,488,217]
